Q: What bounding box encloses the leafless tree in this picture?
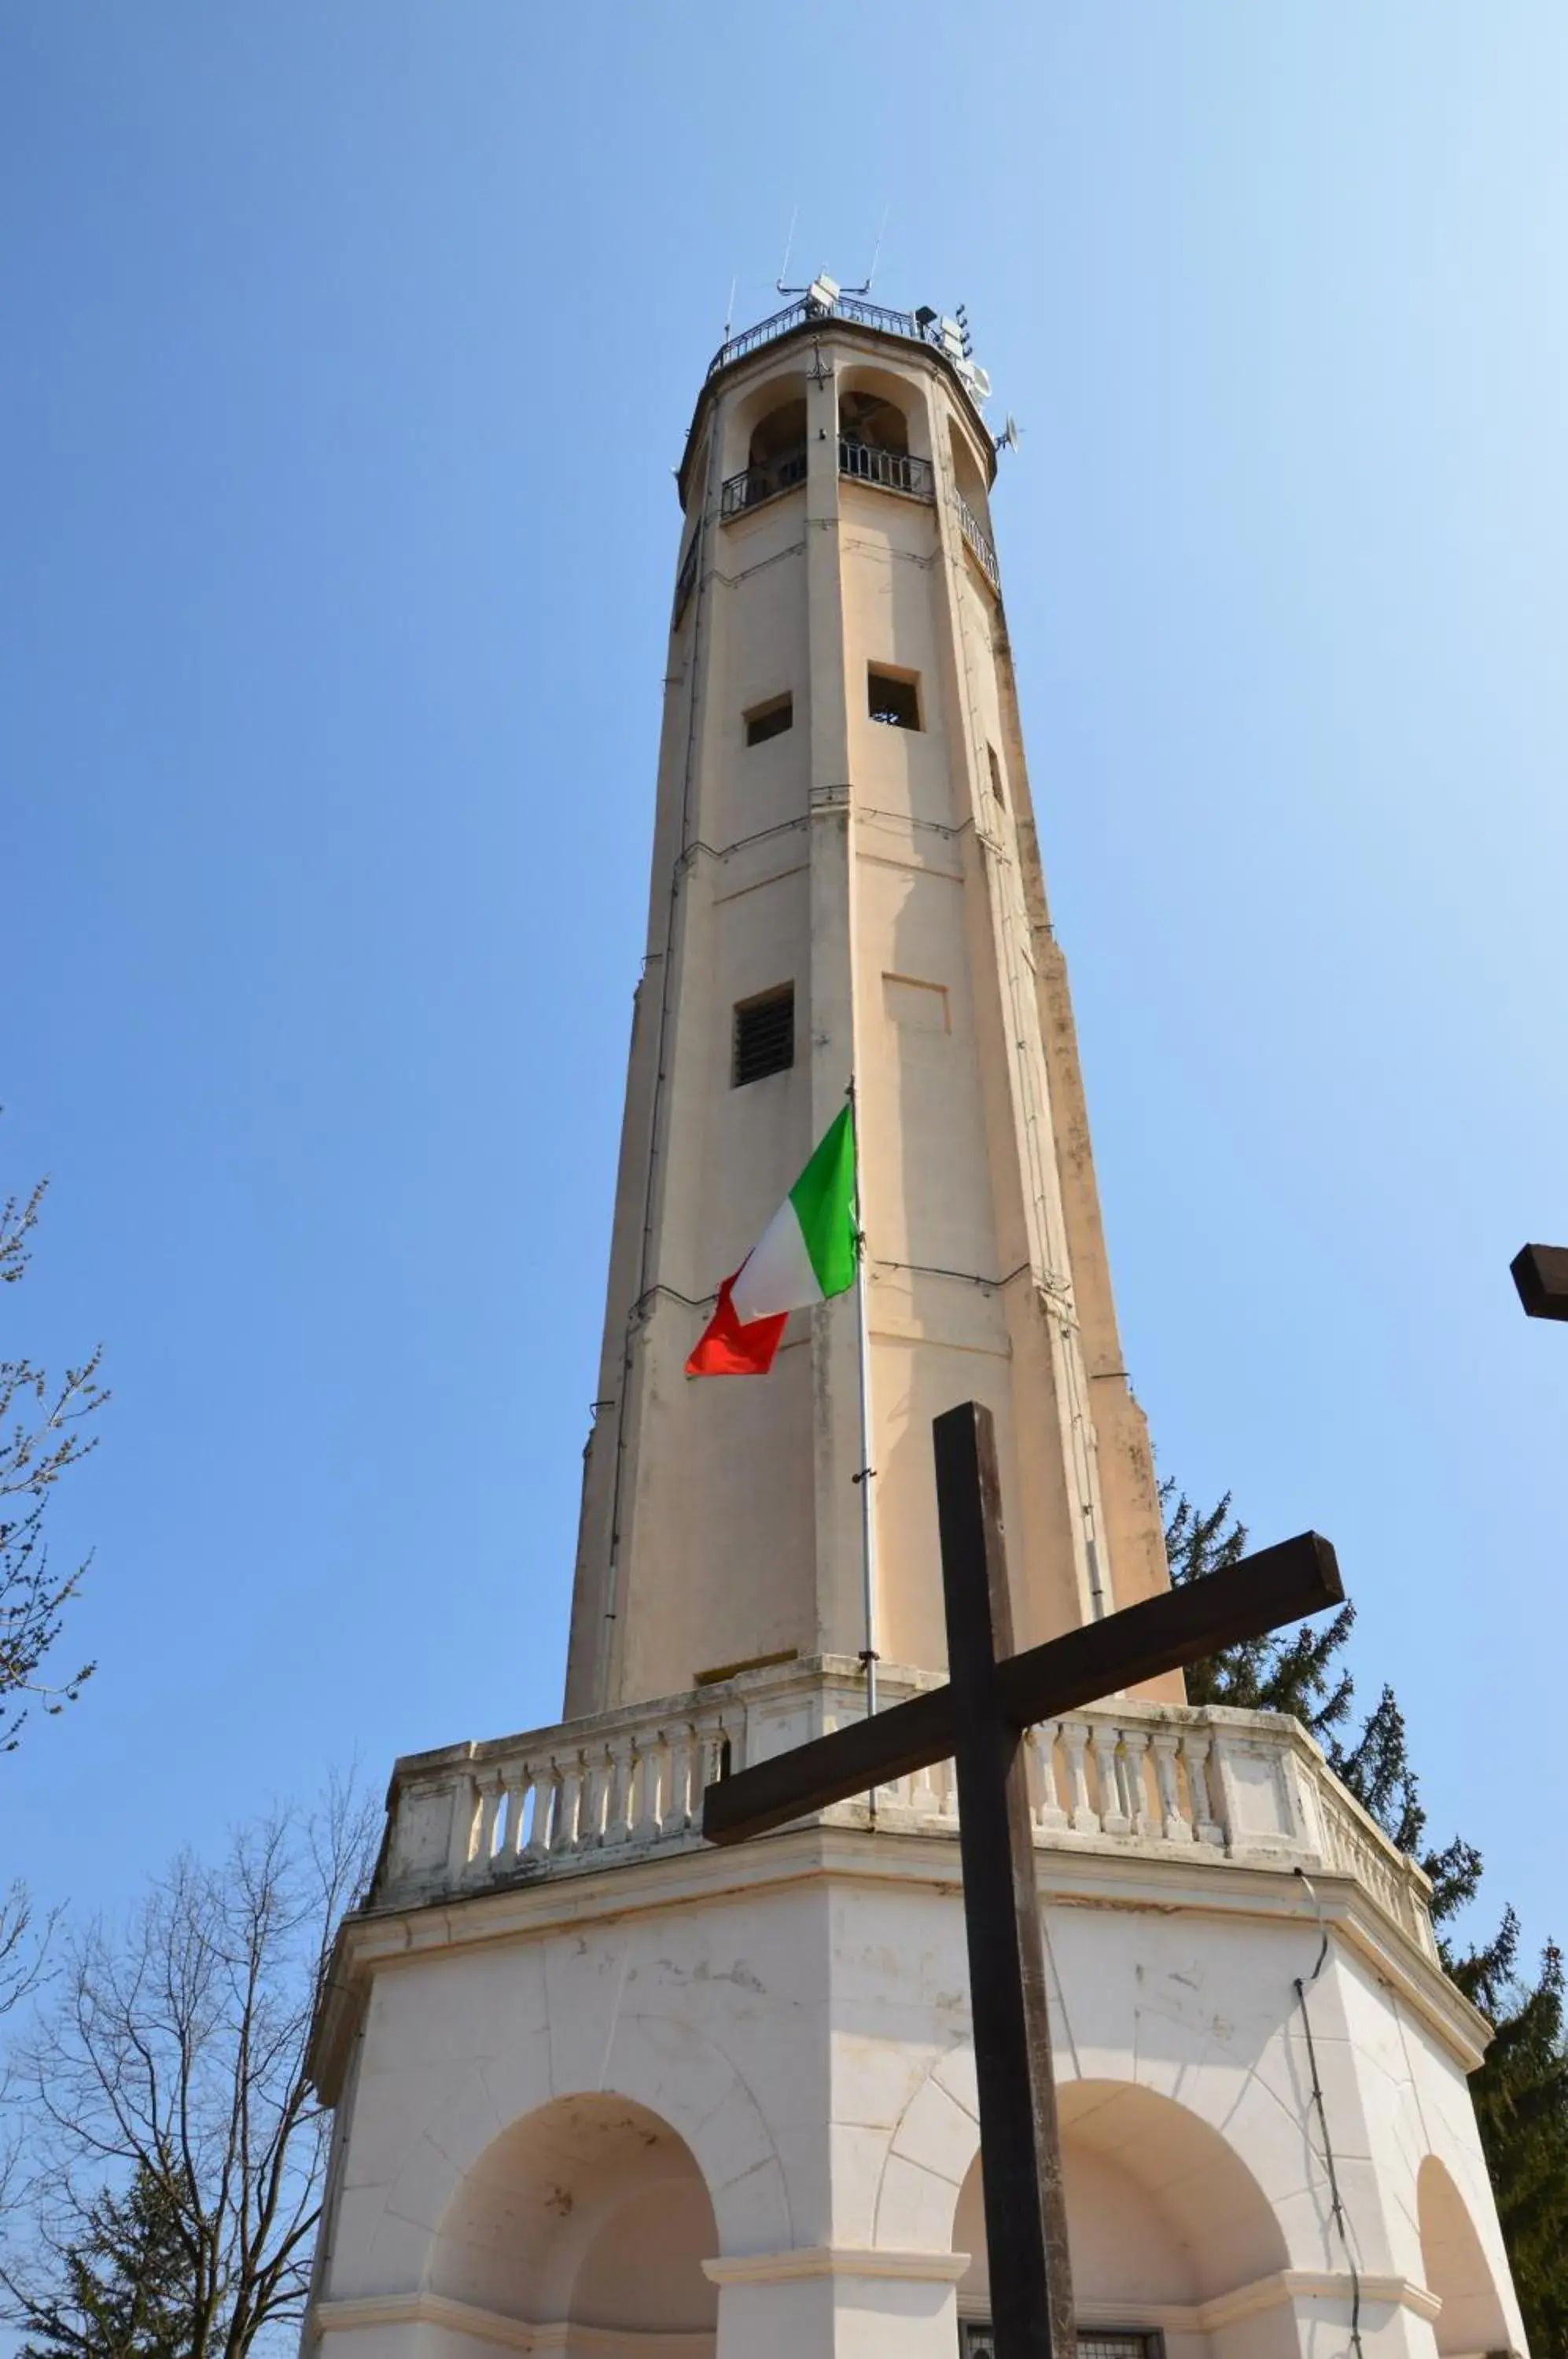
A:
[2,1168,108,1754]
[2,1781,376,2357]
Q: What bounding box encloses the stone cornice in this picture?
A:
[312,2291,712,2351]
[702,2247,970,2286]
[310,1814,1488,2101]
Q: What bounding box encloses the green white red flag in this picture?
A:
[686,1103,859,1377]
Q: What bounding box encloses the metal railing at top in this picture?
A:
[838,440,935,501]
[958,494,1001,594]
[706,293,953,381]
[720,445,808,520]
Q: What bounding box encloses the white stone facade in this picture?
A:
[305,1661,1526,2357]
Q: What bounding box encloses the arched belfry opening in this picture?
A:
[951,2081,1289,2350]
[723,380,808,516]
[1417,2155,1511,2357]
[840,386,910,458]
[428,2092,720,2345]
[948,418,992,533]
[837,365,933,502]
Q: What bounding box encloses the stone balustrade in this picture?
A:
[370,1654,1437,1962]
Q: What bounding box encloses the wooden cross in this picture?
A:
[703,1400,1345,2359]
[1511,1242,1568,1323]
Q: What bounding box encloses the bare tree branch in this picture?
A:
[1,1781,377,2357]
[1,1161,109,1753]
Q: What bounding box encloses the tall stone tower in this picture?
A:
[566,282,1169,1719]
[305,288,1528,2359]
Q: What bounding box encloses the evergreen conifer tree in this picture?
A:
[1165,1483,1568,2355]
[13,2166,194,2358]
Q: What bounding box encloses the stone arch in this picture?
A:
[879,2062,1289,2331]
[724,367,810,487]
[948,416,992,534]
[837,360,932,463]
[427,2091,720,2342]
[1417,2155,1511,2357]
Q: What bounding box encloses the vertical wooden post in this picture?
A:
[933,1401,1076,2359]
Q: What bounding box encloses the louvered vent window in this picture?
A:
[733,985,794,1087]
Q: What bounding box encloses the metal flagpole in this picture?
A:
[848,1074,880,1805]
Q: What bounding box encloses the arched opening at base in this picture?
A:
[1418,2155,1511,2357]
[953,2081,1288,2353]
[429,2091,718,2347]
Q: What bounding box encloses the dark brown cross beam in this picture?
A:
[1511,1242,1568,1323]
[702,1400,1345,2359]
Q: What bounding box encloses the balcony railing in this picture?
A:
[369,1654,1439,1966]
[958,494,1001,593]
[720,445,808,520]
[838,439,935,502]
[707,292,958,381]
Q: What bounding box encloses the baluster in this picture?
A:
[1120,1728,1156,1838]
[602,1735,635,1849]
[1149,1730,1191,1842]
[1061,1720,1098,1833]
[935,1756,960,1824]
[525,1761,555,1860]
[1208,1732,1244,1852]
[473,1769,503,1879]
[664,1722,698,1834]
[911,1754,941,1820]
[552,1751,584,1854]
[1181,1732,1224,1846]
[445,1772,480,1885]
[577,1744,609,1849]
[499,1768,530,1867]
[1031,1724,1068,1833]
[1092,1724,1129,1836]
[633,1731,665,1843]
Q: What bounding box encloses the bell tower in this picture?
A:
[565,285,1171,1718]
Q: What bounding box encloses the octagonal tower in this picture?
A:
[565,290,1170,1718]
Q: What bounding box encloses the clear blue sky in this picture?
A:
[4,6,1565,1971]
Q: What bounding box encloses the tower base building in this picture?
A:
[304,287,1527,2359]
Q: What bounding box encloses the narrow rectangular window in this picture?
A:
[987,743,1006,805]
[745,693,793,746]
[733,984,794,1086]
[868,666,921,731]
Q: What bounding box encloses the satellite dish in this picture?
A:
[966,365,993,404]
[995,413,1022,455]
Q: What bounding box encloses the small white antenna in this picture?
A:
[722,274,737,343]
[994,412,1023,455]
[776,205,798,295]
[846,206,889,297]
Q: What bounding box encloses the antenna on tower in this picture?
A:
[994,413,1023,455]
[845,206,889,297]
[775,205,799,295]
[722,274,737,344]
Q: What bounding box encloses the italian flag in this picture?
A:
[686,1104,859,1377]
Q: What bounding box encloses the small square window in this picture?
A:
[868,667,921,731]
[733,984,794,1086]
[745,694,793,746]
